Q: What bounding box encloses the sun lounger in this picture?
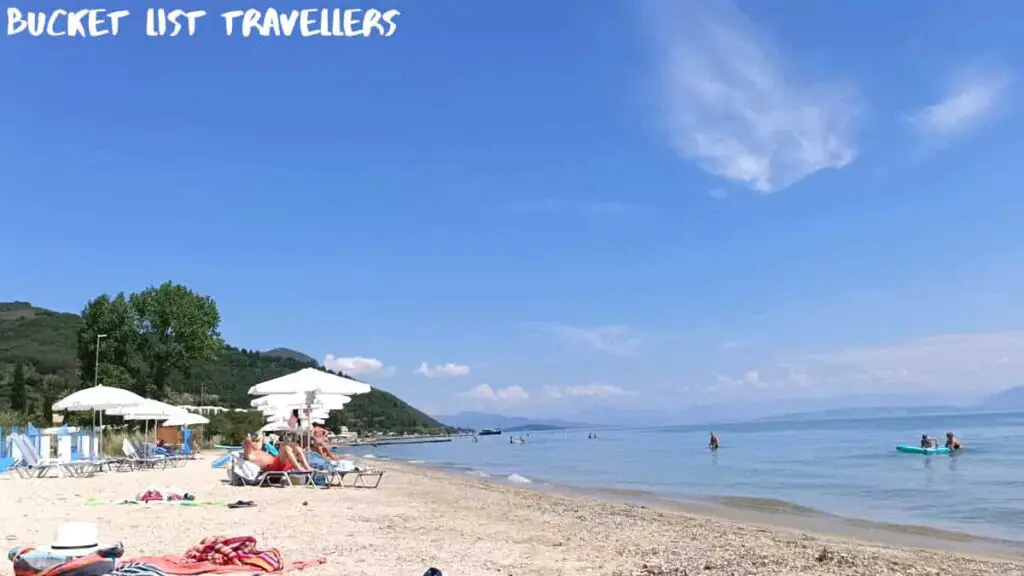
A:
[8,434,82,478]
[116,439,167,471]
[227,453,314,488]
[134,440,186,467]
[305,452,383,488]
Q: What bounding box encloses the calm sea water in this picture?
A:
[352,412,1024,542]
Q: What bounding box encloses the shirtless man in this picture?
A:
[945,431,963,451]
[243,433,312,472]
[709,431,720,451]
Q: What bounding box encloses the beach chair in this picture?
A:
[306,452,384,488]
[135,439,184,467]
[116,439,167,471]
[9,434,71,478]
[227,453,313,488]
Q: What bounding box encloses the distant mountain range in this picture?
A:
[441,387,1024,429]
[434,411,589,431]
[978,386,1024,411]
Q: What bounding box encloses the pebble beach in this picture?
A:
[4,457,1024,576]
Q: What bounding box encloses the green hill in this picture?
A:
[0,300,446,434]
[262,347,317,365]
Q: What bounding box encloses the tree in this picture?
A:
[129,282,223,399]
[77,292,142,391]
[10,362,27,413]
[78,283,223,399]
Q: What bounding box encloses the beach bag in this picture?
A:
[9,546,120,576]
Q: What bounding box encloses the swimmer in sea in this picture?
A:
[945,431,962,451]
[709,431,720,450]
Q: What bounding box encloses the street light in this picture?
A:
[94,333,108,386]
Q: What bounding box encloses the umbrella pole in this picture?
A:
[99,411,104,458]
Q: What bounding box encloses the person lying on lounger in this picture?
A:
[243,434,313,472]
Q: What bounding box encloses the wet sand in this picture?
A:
[3,457,1024,575]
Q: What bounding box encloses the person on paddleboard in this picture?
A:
[709,431,720,450]
[945,431,962,451]
[920,434,938,449]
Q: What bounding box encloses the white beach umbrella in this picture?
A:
[261,406,331,419]
[163,412,209,427]
[108,399,185,418]
[260,420,292,432]
[247,368,371,396]
[251,392,350,410]
[52,385,146,457]
[53,385,145,412]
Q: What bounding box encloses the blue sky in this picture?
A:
[3,0,1024,417]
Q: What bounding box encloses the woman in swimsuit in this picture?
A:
[243,434,312,472]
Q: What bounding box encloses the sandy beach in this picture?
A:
[4,458,1024,576]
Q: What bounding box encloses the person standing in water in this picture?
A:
[709,431,720,450]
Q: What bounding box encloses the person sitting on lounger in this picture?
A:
[243,433,312,472]
[945,431,962,451]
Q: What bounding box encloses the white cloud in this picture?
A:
[550,324,644,357]
[465,384,530,402]
[414,361,471,379]
[322,355,396,378]
[910,70,1008,135]
[643,0,858,193]
[543,383,636,399]
[710,370,767,391]
[710,332,1024,397]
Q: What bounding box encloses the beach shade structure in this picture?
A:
[107,399,186,419]
[251,392,351,410]
[261,405,331,420]
[260,420,292,433]
[162,412,209,427]
[52,385,146,457]
[247,367,371,396]
[249,369,366,447]
[110,399,189,447]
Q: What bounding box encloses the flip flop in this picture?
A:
[227,500,256,509]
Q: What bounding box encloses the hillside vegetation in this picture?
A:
[0,291,447,435]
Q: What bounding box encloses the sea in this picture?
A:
[348,411,1024,545]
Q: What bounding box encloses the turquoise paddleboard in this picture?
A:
[896,444,951,455]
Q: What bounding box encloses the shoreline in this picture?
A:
[6,457,1024,574]
[384,455,1024,558]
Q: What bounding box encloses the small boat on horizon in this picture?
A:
[478,428,502,436]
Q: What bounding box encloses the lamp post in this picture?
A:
[94,334,107,386]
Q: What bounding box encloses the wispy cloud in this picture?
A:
[705,332,1024,398]
[543,383,637,399]
[545,324,644,357]
[414,361,471,379]
[909,69,1008,136]
[322,355,396,378]
[642,0,858,194]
